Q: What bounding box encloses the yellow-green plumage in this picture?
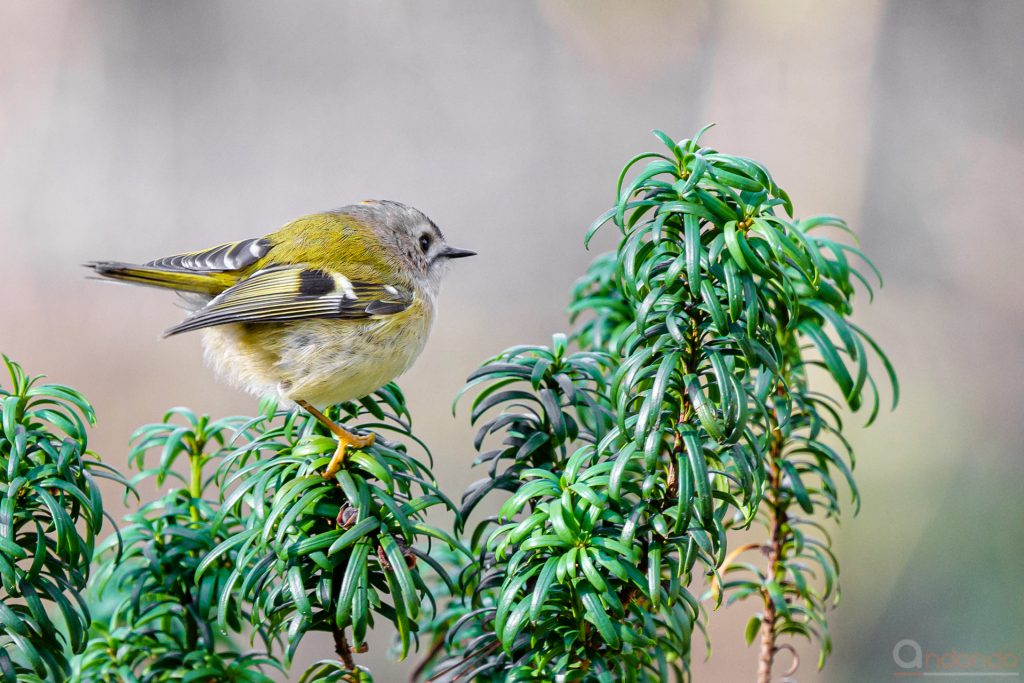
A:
[92,212,392,294]
[88,200,473,408]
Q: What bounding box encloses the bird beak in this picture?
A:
[442,246,476,259]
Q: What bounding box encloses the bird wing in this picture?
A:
[146,237,274,272]
[163,265,413,336]
[87,237,276,295]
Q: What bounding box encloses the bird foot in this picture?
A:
[322,429,375,479]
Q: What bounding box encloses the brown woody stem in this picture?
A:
[333,627,356,672]
[757,428,786,683]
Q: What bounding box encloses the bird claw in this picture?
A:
[322,430,375,479]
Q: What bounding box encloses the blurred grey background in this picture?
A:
[2,1,1022,681]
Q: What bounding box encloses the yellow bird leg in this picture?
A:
[296,400,375,479]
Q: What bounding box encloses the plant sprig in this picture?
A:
[205,386,462,681]
[73,407,280,683]
[420,127,895,682]
[0,356,126,682]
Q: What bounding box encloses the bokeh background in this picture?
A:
[2,1,1022,681]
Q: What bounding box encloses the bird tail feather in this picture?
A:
[85,261,234,295]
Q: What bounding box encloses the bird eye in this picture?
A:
[418,234,431,253]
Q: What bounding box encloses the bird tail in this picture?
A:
[85,261,234,296]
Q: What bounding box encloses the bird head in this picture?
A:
[343,200,474,294]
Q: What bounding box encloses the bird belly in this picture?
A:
[201,310,432,408]
[280,321,427,407]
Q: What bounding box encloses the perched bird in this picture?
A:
[87,200,474,477]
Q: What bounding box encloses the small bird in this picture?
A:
[87,200,474,478]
